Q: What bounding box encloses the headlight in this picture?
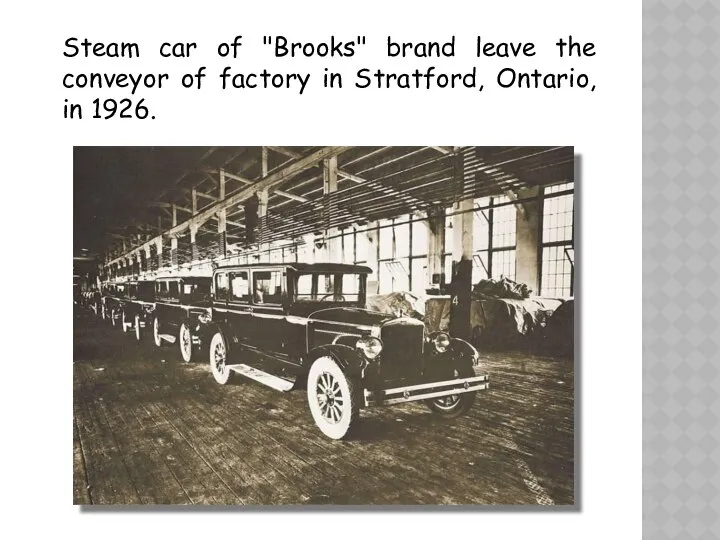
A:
[431,332,450,353]
[198,310,212,324]
[356,336,382,360]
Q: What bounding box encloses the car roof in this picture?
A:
[154,275,212,282]
[213,262,373,274]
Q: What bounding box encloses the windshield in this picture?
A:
[294,272,364,303]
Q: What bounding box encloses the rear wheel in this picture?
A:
[179,323,193,362]
[307,356,359,440]
[110,309,117,327]
[425,366,476,418]
[209,332,233,384]
[153,317,165,347]
[121,311,129,333]
[134,315,142,341]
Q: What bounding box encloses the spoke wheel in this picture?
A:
[110,309,117,327]
[153,317,165,347]
[425,366,476,418]
[179,323,193,363]
[121,311,129,333]
[307,356,359,440]
[209,333,232,384]
[134,315,142,341]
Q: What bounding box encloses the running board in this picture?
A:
[227,364,294,392]
[160,334,177,344]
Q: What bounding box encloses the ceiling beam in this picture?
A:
[106,146,352,266]
[206,169,310,203]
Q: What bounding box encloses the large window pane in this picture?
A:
[395,222,410,258]
[473,205,490,251]
[379,261,392,293]
[545,181,574,195]
[342,231,354,263]
[379,221,393,259]
[492,201,517,248]
[355,231,369,263]
[411,257,428,294]
[411,220,428,256]
[491,249,516,280]
[541,245,574,297]
[542,194,574,244]
[472,251,490,283]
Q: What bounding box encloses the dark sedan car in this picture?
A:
[197,263,489,439]
[101,283,126,327]
[118,280,156,340]
[152,276,212,362]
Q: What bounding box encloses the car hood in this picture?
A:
[306,307,396,328]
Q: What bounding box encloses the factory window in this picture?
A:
[341,228,355,264]
[445,196,517,285]
[541,182,574,297]
[376,216,428,294]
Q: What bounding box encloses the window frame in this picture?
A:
[228,271,251,304]
[539,183,575,297]
[250,268,284,307]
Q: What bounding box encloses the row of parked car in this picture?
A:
[80,262,489,439]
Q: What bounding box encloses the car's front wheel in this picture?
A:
[425,366,476,418]
[121,311,129,333]
[179,322,193,363]
[110,309,117,327]
[307,356,359,440]
[209,332,233,384]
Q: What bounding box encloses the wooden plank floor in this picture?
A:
[73,306,575,506]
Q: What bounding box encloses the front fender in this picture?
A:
[196,321,231,344]
[449,337,481,367]
[306,344,365,377]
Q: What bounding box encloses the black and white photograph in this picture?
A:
[73,146,576,506]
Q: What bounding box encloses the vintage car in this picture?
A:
[83,290,102,314]
[117,280,156,340]
[101,283,126,326]
[152,276,212,362]
[196,263,489,439]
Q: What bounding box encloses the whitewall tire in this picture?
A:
[153,317,164,347]
[307,356,359,440]
[209,332,232,384]
[179,323,193,363]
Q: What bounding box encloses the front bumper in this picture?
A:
[363,374,489,406]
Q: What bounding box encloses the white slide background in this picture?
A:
[2,0,641,538]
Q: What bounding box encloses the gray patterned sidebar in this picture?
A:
[643,0,719,538]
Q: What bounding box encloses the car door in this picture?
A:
[222,270,259,366]
[248,268,297,375]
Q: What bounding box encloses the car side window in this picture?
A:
[168,280,180,300]
[230,272,251,303]
[215,273,229,301]
[252,270,282,305]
